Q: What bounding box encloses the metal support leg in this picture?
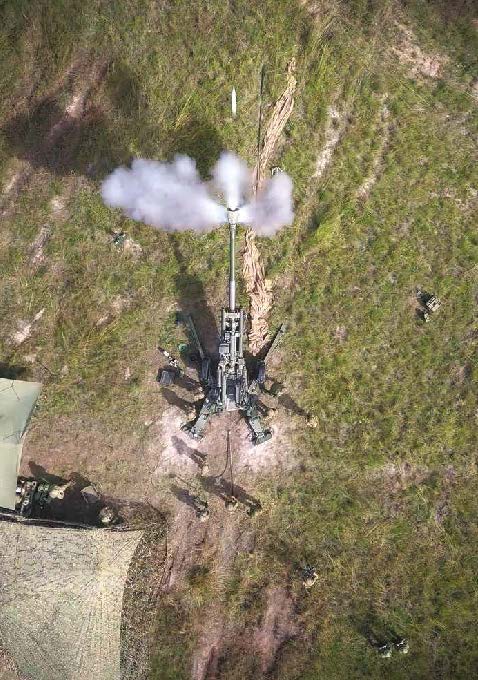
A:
[245,398,272,446]
[182,394,219,440]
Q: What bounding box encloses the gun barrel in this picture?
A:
[227,209,238,310]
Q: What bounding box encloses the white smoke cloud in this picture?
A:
[101,151,294,236]
[212,151,251,210]
[238,172,294,235]
[101,156,226,232]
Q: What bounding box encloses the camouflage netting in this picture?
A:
[0,518,143,680]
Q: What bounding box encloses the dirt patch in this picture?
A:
[253,584,298,673]
[50,195,65,213]
[356,99,392,200]
[10,308,45,346]
[1,55,108,222]
[29,226,51,269]
[191,617,225,680]
[314,105,345,181]
[45,58,109,147]
[392,22,448,80]
[149,405,296,484]
[371,462,461,523]
[471,77,478,103]
[233,412,296,475]
[0,162,33,218]
[123,235,143,259]
[95,294,132,327]
[3,54,109,182]
[374,461,432,492]
[150,407,204,481]
[334,325,348,343]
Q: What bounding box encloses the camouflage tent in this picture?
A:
[0,378,41,510]
[0,518,143,680]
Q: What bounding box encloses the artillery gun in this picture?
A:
[180,208,274,445]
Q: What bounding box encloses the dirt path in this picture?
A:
[253,584,298,673]
[243,59,297,355]
[141,399,299,679]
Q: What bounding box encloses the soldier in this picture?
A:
[99,506,117,525]
[225,495,239,512]
[377,642,393,658]
[246,500,262,517]
[302,565,318,589]
[48,480,73,500]
[194,497,209,522]
[393,637,409,655]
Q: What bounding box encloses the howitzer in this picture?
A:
[182,208,272,445]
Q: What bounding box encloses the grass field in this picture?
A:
[0,1,477,678]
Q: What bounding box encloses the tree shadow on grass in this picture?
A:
[1,97,133,178]
[165,116,223,178]
[171,236,219,357]
[0,362,28,380]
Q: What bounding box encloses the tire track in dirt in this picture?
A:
[356,98,392,201]
[313,104,346,182]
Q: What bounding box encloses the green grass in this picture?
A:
[0,0,477,678]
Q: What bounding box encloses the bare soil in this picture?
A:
[392,22,448,80]
[253,584,298,673]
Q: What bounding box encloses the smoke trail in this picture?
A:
[239,172,294,235]
[101,156,226,232]
[212,151,250,210]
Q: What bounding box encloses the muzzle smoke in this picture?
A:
[101,152,293,235]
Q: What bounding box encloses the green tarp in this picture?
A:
[0,379,41,510]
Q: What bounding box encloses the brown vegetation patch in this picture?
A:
[0,647,23,680]
[244,59,297,355]
[242,230,274,354]
[253,59,297,191]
